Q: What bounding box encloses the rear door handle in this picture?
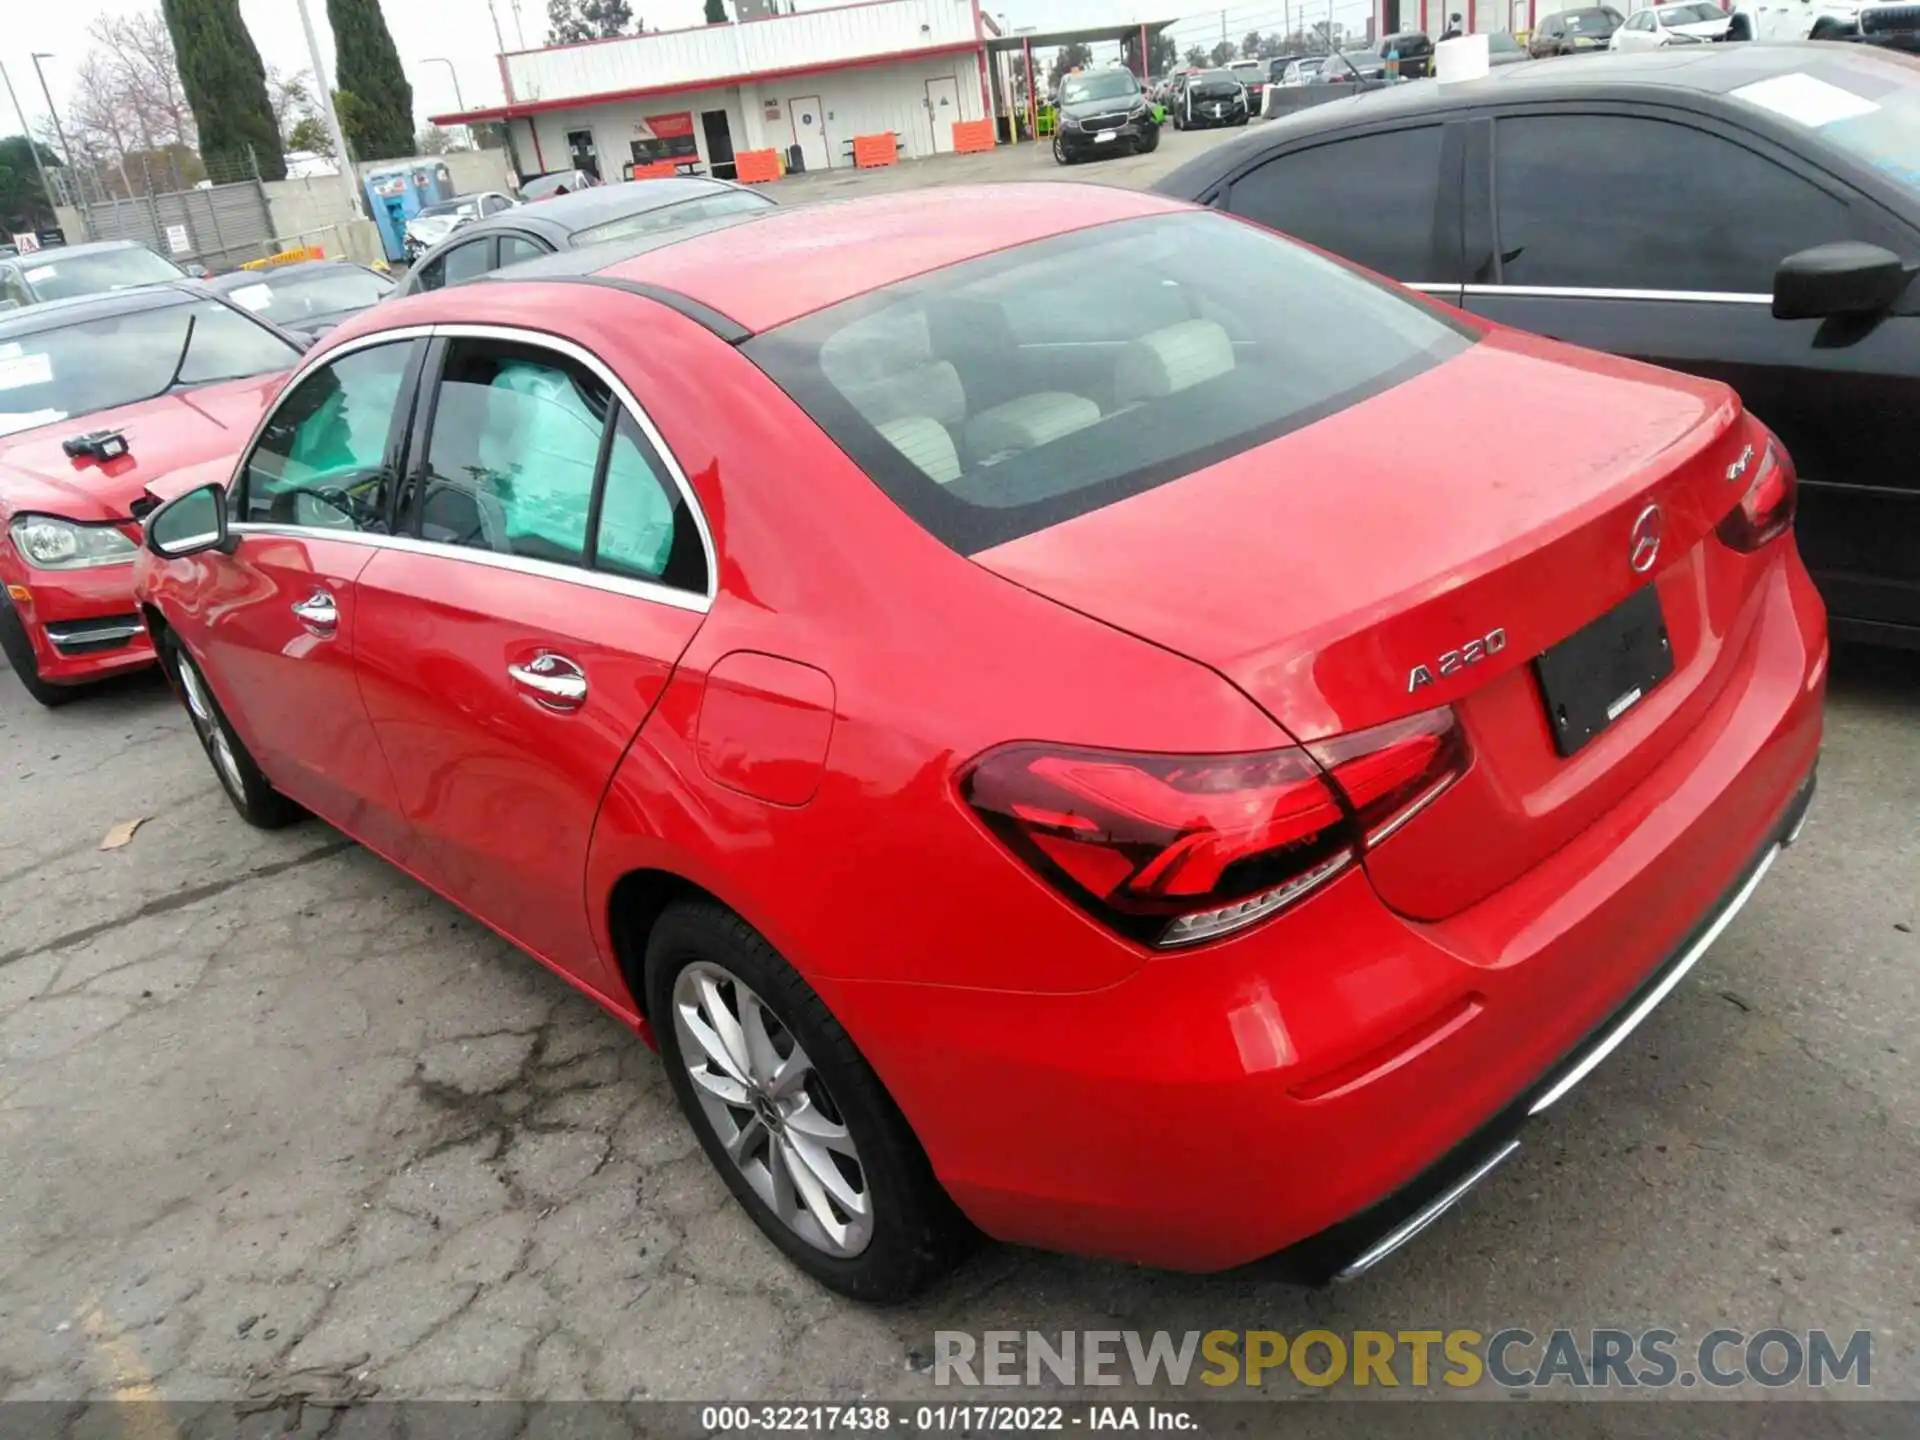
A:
[291,590,338,635]
[508,651,588,711]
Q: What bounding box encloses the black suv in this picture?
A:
[1053,69,1160,163]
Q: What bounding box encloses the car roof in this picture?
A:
[0,239,159,265]
[203,260,372,289]
[0,280,202,338]
[410,183,1183,337]
[451,177,739,242]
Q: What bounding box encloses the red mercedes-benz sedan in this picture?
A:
[0,283,303,705]
[133,185,1825,1301]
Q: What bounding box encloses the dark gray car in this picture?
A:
[397,179,775,296]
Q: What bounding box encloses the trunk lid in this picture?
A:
[975,328,1763,918]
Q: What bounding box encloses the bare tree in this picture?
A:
[267,66,318,143]
[89,12,197,152]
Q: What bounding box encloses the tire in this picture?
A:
[0,594,75,708]
[1136,127,1160,154]
[1051,132,1075,165]
[1235,114,1250,127]
[647,900,970,1302]
[1809,17,1848,38]
[163,636,304,829]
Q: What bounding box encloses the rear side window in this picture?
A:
[745,211,1472,554]
[1493,115,1851,293]
[1227,126,1445,280]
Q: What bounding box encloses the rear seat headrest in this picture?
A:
[1114,320,1236,407]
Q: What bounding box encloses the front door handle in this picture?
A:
[291,589,338,635]
[508,651,588,712]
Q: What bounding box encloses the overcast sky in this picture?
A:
[2,0,1381,145]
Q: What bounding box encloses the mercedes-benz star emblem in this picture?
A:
[1629,504,1663,575]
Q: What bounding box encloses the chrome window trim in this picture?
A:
[1461,284,1773,305]
[227,320,719,608]
[228,523,710,614]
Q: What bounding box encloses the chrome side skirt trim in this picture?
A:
[1336,1140,1522,1281]
[1528,842,1782,1116]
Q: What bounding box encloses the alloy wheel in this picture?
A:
[671,960,874,1257]
[177,656,245,801]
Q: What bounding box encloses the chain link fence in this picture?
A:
[52,148,277,273]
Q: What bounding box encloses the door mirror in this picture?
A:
[1773,241,1914,320]
[145,482,230,559]
[182,262,211,279]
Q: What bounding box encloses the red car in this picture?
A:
[0,284,302,705]
[134,185,1825,1301]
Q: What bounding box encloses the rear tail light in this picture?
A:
[1715,438,1797,552]
[960,707,1467,948]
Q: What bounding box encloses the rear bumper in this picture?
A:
[1284,766,1815,1284]
[1,561,155,684]
[820,541,1827,1273]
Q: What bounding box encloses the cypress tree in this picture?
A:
[327,0,415,161]
[159,0,287,181]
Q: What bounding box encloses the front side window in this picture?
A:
[241,341,415,529]
[746,211,1473,554]
[499,234,550,267]
[0,298,301,439]
[1228,126,1445,280]
[417,239,494,293]
[402,338,706,591]
[1494,114,1851,293]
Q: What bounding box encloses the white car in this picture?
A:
[402,191,518,260]
[1611,2,1734,47]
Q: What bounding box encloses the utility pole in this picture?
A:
[0,61,68,237]
[28,56,78,177]
[294,0,363,223]
[485,0,510,56]
[422,58,472,149]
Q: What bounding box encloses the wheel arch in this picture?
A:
[605,866,733,1021]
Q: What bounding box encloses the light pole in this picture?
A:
[294,0,364,226]
[0,62,64,238]
[422,58,472,149]
[28,55,79,184]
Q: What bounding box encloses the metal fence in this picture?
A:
[53,149,276,274]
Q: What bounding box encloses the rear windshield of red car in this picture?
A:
[743,211,1474,553]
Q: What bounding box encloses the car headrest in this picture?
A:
[876,416,962,485]
[1114,320,1236,407]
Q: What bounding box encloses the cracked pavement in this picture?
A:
[3,647,1914,1404]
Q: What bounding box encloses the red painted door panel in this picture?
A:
[190,531,409,855]
[350,549,704,982]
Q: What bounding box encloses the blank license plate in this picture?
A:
[1095,130,1116,142]
[1533,585,1674,757]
